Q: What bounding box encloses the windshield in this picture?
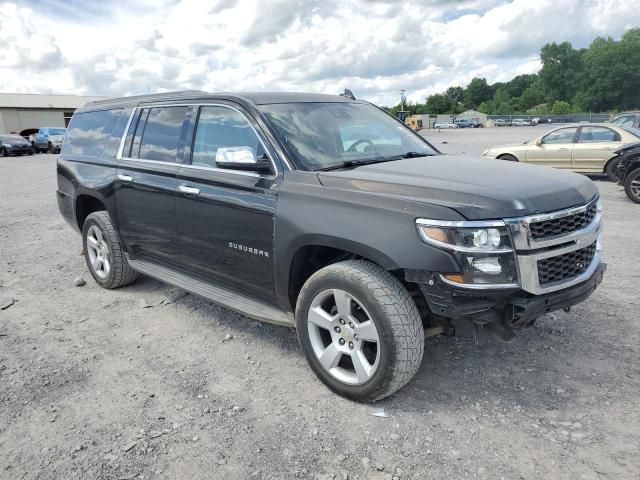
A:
[258,102,438,171]
[623,127,640,138]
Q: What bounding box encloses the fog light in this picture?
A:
[470,257,502,274]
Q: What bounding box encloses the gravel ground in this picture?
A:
[1,145,639,480]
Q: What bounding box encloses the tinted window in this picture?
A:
[136,107,187,162]
[191,106,261,168]
[578,126,619,143]
[542,128,577,144]
[62,109,122,156]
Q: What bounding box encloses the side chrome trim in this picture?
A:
[115,103,287,177]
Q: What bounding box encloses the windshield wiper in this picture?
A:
[316,152,434,172]
[316,158,391,171]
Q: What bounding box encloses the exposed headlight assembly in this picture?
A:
[416,219,519,288]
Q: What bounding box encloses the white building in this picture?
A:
[456,109,488,125]
[0,93,109,133]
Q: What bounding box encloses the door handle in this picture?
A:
[179,185,200,196]
[118,174,133,182]
[558,148,569,151]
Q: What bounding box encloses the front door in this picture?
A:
[571,125,621,173]
[115,105,189,265]
[176,105,280,302]
[525,127,578,169]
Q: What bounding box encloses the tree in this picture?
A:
[463,78,493,109]
[539,41,583,103]
[424,93,451,114]
[550,100,571,114]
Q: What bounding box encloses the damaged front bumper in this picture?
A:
[408,261,607,340]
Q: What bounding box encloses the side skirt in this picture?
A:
[126,256,294,327]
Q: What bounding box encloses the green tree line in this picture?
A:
[388,28,640,116]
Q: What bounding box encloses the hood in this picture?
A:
[317,155,598,220]
[49,135,65,142]
[615,141,640,155]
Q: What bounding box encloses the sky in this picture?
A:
[0,0,638,106]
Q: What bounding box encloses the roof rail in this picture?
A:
[86,90,208,106]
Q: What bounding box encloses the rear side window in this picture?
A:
[133,106,187,162]
[62,109,122,156]
[578,126,619,143]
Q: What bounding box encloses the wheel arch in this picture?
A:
[285,237,398,312]
[74,192,109,230]
[497,153,520,162]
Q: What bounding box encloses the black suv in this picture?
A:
[57,91,606,401]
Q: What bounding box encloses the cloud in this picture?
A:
[0,0,638,105]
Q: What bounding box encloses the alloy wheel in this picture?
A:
[86,224,111,279]
[307,289,380,385]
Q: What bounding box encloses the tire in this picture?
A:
[48,142,55,154]
[498,154,518,162]
[604,158,620,181]
[624,167,640,204]
[295,260,424,402]
[1,147,7,157]
[82,211,137,288]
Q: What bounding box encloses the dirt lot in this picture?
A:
[1,146,639,480]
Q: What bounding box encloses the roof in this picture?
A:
[459,109,487,116]
[0,93,110,109]
[82,90,356,111]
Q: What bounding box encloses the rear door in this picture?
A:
[571,126,621,173]
[115,105,189,265]
[175,104,280,302]
[525,127,577,169]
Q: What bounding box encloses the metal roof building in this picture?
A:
[0,93,109,133]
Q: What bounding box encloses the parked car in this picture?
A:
[32,127,67,153]
[454,119,473,128]
[434,121,457,129]
[614,141,640,203]
[469,120,484,128]
[1,134,34,156]
[493,119,507,127]
[511,118,531,126]
[482,123,640,180]
[57,91,606,401]
[609,112,640,129]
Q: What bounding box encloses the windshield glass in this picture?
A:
[49,128,66,135]
[623,127,640,138]
[258,102,438,171]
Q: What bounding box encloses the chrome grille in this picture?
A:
[537,241,597,285]
[530,202,598,239]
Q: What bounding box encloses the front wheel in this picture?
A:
[1,147,7,157]
[82,211,137,288]
[624,167,640,204]
[498,154,518,162]
[295,260,424,402]
[604,158,620,181]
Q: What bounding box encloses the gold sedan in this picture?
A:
[482,123,640,179]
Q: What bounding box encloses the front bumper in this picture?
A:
[5,145,32,154]
[414,261,606,327]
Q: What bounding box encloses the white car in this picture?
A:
[511,119,531,126]
[434,121,457,129]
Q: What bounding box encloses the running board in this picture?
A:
[127,257,294,327]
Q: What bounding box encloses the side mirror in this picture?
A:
[215,146,271,173]
[535,139,543,146]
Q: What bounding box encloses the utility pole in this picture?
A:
[400,90,406,112]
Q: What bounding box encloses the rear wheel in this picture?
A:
[604,158,620,181]
[624,167,640,204]
[82,211,137,288]
[498,154,518,162]
[295,260,424,402]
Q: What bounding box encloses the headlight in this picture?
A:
[2,143,11,148]
[482,149,489,156]
[416,219,518,287]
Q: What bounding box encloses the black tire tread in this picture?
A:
[297,260,424,401]
[624,167,640,204]
[84,211,137,288]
